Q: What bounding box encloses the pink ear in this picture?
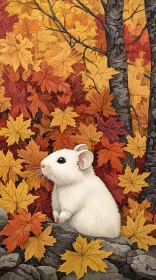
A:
[74,144,88,152]
[77,150,94,170]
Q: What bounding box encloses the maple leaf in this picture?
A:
[71,123,103,150]
[49,129,75,151]
[48,49,76,78]
[27,85,54,118]
[124,132,146,158]
[50,107,79,133]
[32,62,70,94]
[0,1,18,38]
[67,73,86,105]
[0,208,47,252]
[121,211,156,251]
[84,55,119,90]
[97,136,126,173]
[5,84,30,119]
[135,98,148,129]
[118,165,150,194]
[0,114,34,146]
[14,17,41,38]
[97,116,128,142]
[18,139,49,190]
[0,32,33,71]
[128,198,152,222]
[0,180,38,213]
[94,15,107,53]
[86,88,117,118]
[0,86,11,112]
[0,150,24,183]
[5,0,35,16]
[58,234,112,279]
[32,29,57,52]
[24,226,56,261]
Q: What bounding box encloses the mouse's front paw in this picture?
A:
[58,210,72,224]
[53,210,60,223]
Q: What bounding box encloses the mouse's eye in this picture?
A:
[57,157,66,164]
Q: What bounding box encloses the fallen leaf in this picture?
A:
[18,139,49,190]
[14,17,41,38]
[128,198,152,221]
[50,107,79,133]
[27,85,53,118]
[97,136,126,173]
[32,62,71,94]
[121,210,156,251]
[124,132,146,158]
[67,73,86,105]
[0,150,24,183]
[49,129,75,151]
[0,32,33,71]
[58,234,112,279]
[86,88,117,118]
[0,86,11,112]
[0,113,34,146]
[71,122,103,150]
[0,209,47,252]
[97,116,128,142]
[24,226,56,261]
[118,165,150,194]
[0,180,38,213]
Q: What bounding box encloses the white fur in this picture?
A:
[41,146,121,238]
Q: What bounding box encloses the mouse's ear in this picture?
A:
[74,144,88,152]
[77,150,94,170]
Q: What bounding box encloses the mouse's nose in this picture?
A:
[41,164,45,169]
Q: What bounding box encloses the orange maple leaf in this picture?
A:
[18,139,52,191]
[49,129,76,151]
[0,208,47,252]
[86,88,117,118]
[97,136,126,173]
[27,85,54,118]
[32,62,70,94]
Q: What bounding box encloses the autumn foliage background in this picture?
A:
[0,0,156,266]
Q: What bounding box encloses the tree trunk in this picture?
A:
[143,0,156,212]
[104,0,134,168]
[104,0,132,136]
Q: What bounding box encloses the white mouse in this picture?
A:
[41,144,121,238]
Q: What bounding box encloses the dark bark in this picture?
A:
[104,0,132,136]
[104,0,134,169]
[143,0,156,212]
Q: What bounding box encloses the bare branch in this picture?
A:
[75,0,109,33]
[85,73,101,94]
[100,0,107,9]
[33,0,107,56]
[123,3,144,23]
[144,73,150,80]
[130,104,145,131]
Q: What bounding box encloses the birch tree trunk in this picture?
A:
[143,0,156,212]
[104,0,132,136]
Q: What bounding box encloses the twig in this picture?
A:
[75,0,109,33]
[128,24,147,45]
[129,104,145,131]
[123,3,144,23]
[85,73,101,94]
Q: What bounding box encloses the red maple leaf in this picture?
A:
[0,0,18,37]
[97,116,128,142]
[67,73,86,105]
[32,62,71,94]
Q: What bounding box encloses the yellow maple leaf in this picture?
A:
[123,0,146,26]
[58,235,112,280]
[0,114,34,146]
[48,49,76,78]
[32,29,58,52]
[18,139,50,190]
[0,33,33,71]
[128,198,152,221]
[50,107,79,133]
[0,86,11,112]
[124,132,146,158]
[128,65,150,107]
[84,55,119,90]
[24,226,56,261]
[121,211,156,251]
[118,165,150,194]
[0,180,38,213]
[6,0,35,16]
[0,150,24,183]
[71,122,103,150]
